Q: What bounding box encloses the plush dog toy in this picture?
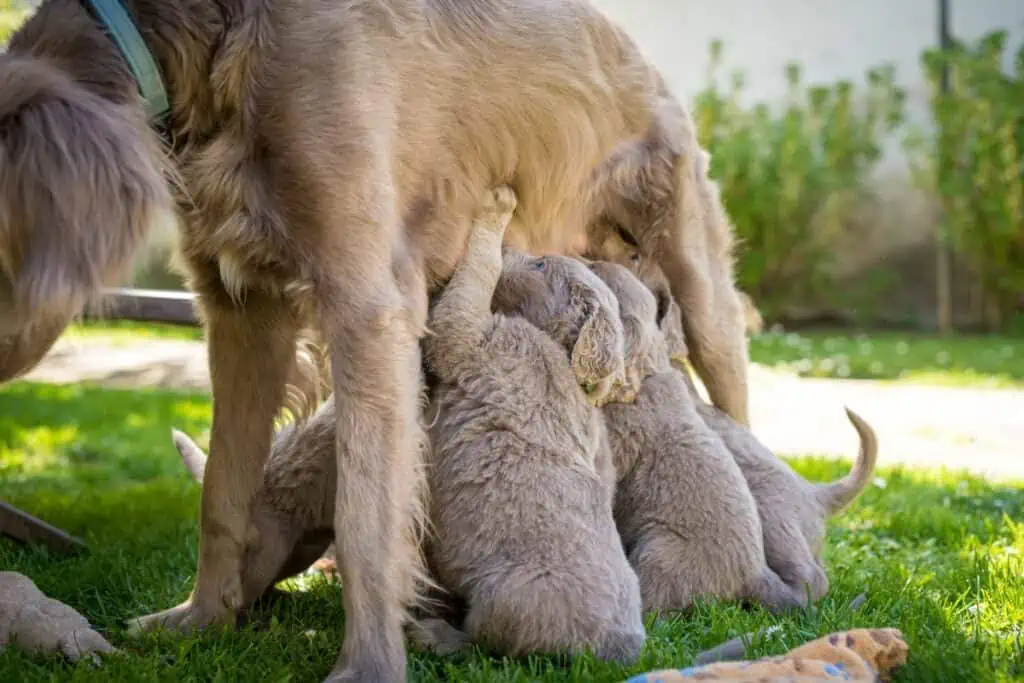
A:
[622,628,908,683]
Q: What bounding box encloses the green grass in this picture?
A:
[749,329,1024,388]
[1,382,1022,681]
[64,319,204,344]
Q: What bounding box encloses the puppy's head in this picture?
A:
[584,261,673,396]
[0,55,170,382]
[583,238,687,369]
[494,249,626,404]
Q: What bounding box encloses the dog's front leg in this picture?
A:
[130,270,299,633]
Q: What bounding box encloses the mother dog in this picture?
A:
[0,0,749,680]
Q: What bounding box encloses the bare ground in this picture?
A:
[21,336,1024,482]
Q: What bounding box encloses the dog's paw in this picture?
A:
[126,597,236,637]
[476,185,517,235]
[322,657,407,683]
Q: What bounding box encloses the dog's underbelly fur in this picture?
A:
[178,0,668,301]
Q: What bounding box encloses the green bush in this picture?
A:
[907,30,1024,332]
[692,40,906,320]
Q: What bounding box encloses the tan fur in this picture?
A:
[588,261,803,615]
[168,188,641,662]
[420,188,643,662]
[0,3,749,679]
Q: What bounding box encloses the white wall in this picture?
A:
[590,0,1024,128]
[589,0,1024,322]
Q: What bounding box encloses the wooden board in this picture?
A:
[0,501,87,554]
[85,287,200,327]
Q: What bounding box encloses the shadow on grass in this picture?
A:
[0,384,1021,681]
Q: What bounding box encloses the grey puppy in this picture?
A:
[654,299,878,601]
[171,187,644,663]
[170,399,393,609]
[416,187,643,663]
[595,257,879,603]
[586,261,805,614]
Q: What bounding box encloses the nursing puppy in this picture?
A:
[600,254,879,603]
[587,261,803,614]
[418,187,644,662]
[696,405,878,601]
[655,296,879,601]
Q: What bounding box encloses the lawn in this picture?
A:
[749,329,1024,389]
[1,381,1022,682]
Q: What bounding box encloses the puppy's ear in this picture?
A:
[0,56,170,326]
[570,287,626,399]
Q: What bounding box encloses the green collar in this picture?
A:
[82,0,170,128]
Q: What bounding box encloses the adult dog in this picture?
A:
[0,1,748,680]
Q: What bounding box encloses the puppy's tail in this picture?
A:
[170,428,208,483]
[816,408,878,515]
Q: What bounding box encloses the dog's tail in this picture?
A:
[816,408,878,515]
[170,428,208,483]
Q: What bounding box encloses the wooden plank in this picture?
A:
[85,287,200,327]
[0,501,87,554]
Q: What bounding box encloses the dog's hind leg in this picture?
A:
[746,566,809,613]
[130,268,301,634]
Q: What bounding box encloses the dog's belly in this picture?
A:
[359,0,665,283]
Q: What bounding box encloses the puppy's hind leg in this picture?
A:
[746,566,808,614]
[423,186,516,383]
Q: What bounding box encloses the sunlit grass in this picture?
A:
[64,319,204,343]
[749,329,1024,388]
[1,381,1022,681]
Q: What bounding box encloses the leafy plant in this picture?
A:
[693,40,905,320]
[907,30,1024,331]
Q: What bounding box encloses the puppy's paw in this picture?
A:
[477,185,517,235]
